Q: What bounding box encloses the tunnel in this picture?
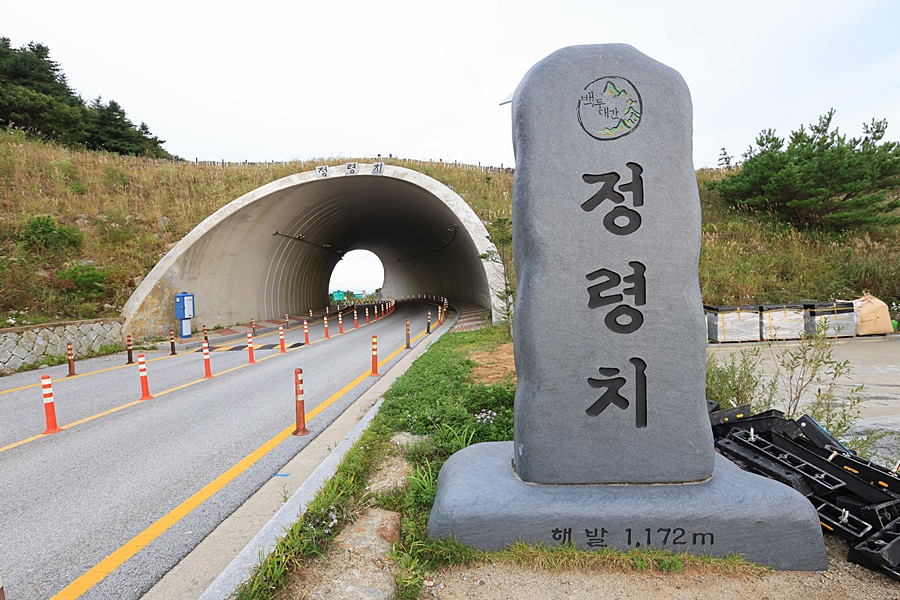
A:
[121,163,506,339]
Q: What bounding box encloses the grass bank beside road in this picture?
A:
[234,325,757,599]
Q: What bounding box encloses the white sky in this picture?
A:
[6,1,900,289]
[329,250,384,294]
[6,0,899,170]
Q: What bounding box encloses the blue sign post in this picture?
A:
[174,293,195,338]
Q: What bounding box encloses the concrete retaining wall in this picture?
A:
[0,319,124,374]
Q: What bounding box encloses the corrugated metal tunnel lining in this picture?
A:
[122,164,504,338]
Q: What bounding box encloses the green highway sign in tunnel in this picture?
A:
[122,163,505,339]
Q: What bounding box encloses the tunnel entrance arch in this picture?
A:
[122,163,505,338]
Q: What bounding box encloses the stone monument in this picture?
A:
[428,44,827,569]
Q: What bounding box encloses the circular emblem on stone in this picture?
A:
[577,76,642,140]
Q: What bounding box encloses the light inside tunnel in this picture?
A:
[122,164,505,339]
[328,250,384,295]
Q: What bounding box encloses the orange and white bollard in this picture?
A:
[405,319,411,349]
[203,324,208,343]
[279,325,286,353]
[354,308,359,328]
[427,311,432,334]
[66,342,76,377]
[373,305,378,321]
[202,339,213,379]
[338,312,344,334]
[304,319,310,345]
[292,368,309,436]
[41,374,63,434]
[170,329,177,356]
[247,332,255,364]
[365,307,370,324]
[126,334,134,364]
[285,313,290,328]
[324,314,330,339]
[371,335,379,376]
[137,353,152,401]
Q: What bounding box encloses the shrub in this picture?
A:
[22,214,82,251]
[55,263,107,298]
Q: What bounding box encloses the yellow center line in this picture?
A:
[0,352,182,395]
[0,316,427,455]
[51,336,419,599]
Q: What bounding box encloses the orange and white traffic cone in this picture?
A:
[371,335,379,377]
[41,374,63,434]
[137,353,152,400]
[292,368,309,436]
[202,339,213,379]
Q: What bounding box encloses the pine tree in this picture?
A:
[713,111,900,230]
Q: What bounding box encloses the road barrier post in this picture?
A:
[279,325,286,353]
[285,313,290,329]
[251,318,256,331]
[126,334,134,365]
[427,311,432,334]
[202,339,213,379]
[406,319,411,349]
[247,332,255,364]
[304,320,310,345]
[203,325,209,344]
[0,572,5,600]
[170,329,177,356]
[137,353,152,400]
[292,368,309,436]
[66,342,76,377]
[338,312,344,334]
[366,307,370,325]
[374,305,378,321]
[41,374,63,434]
[354,308,358,328]
[324,314,330,339]
[371,335,379,376]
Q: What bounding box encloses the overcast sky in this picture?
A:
[6,0,900,291]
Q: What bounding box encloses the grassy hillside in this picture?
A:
[0,129,897,327]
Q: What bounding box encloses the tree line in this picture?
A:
[0,37,172,159]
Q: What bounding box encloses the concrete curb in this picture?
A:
[199,398,385,600]
[199,307,460,598]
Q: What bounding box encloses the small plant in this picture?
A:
[706,345,778,413]
[708,323,886,458]
[55,264,107,299]
[22,214,83,252]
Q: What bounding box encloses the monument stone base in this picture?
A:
[428,442,827,570]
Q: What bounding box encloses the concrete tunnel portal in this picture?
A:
[122,164,505,339]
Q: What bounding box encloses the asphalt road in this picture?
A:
[0,301,439,600]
